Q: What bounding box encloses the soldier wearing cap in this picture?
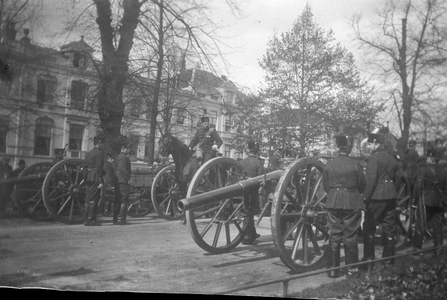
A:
[11,159,26,178]
[84,136,105,226]
[239,140,264,245]
[362,132,399,267]
[322,135,366,278]
[0,158,13,212]
[52,148,65,165]
[113,136,132,225]
[412,147,446,256]
[188,116,223,164]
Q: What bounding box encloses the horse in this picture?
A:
[157,132,199,198]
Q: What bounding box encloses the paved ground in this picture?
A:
[0,212,352,296]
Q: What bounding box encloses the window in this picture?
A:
[0,116,8,153]
[224,145,231,157]
[73,51,86,69]
[128,134,140,157]
[225,91,234,103]
[224,115,232,132]
[68,124,84,158]
[176,109,185,125]
[37,75,56,104]
[210,110,218,129]
[34,117,53,156]
[70,80,88,110]
[130,99,141,117]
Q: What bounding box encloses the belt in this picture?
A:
[381,180,394,183]
[330,187,357,192]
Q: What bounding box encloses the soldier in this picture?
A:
[412,148,446,256]
[362,132,399,267]
[403,140,420,187]
[84,136,105,226]
[11,159,26,178]
[52,148,65,165]
[0,158,13,212]
[103,153,118,217]
[322,135,366,278]
[188,116,223,164]
[239,140,264,245]
[268,150,282,172]
[114,137,132,225]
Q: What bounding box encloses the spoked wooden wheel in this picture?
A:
[271,157,329,273]
[128,187,153,217]
[42,159,88,224]
[151,165,183,220]
[395,175,413,249]
[185,157,250,254]
[13,162,53,220]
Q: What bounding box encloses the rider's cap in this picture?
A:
[93,136,105,145]
[335,135,353,148]
[200,116,210,123]
[18,159,25,165]
[367,132,385,144]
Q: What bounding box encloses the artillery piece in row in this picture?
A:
[176,156,415,273]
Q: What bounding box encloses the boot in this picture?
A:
[116,203,128,225]
[433,228,443,256]
[382,236,395,265]
[327,241,341,278]
[345,244,359,277]
[84,203,93,225]
[360,233,375,270]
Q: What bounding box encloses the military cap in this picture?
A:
[247,140,259,154]
[200,116,210,123]
[367,132,385,144]
[408,140,417,146]
[93,136,105,145]
[106,153,113,159]
[18,159,25,165]
[335,135,354,148]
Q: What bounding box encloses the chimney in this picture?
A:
[21,29,31,45]
[4,22,17,42]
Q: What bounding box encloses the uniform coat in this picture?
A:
[323,154,366,210]
[240,154,265,178]
[84,147,104,183]
[363,147,399,201]
[115,152,132,184]
[188,127,223,154]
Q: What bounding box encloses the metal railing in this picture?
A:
[215,245,445,297]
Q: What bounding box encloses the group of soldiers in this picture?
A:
[322,132,447,278]
[83,135,132,226]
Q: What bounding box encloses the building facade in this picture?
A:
[0,26,246,168]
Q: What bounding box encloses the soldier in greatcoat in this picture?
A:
[362,132,399,266]
[188,116,223,164]
[84,136,105,226]
[114,137,132,225]
[239,140,264,245]
[412,148,446,256]
[322,135,366,278]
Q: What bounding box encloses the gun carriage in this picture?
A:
[5,157,161,223]
[177,154,420,273]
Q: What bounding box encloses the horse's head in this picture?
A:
[158,134,174,157]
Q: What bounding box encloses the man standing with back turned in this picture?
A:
[84,136,105,226]
[362,132,399,268]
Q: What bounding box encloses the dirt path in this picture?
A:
[0,213,348,296]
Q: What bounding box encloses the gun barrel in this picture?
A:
[177,170,283,212]
[0,174,46,185]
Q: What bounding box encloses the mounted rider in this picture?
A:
[188,116,223,165]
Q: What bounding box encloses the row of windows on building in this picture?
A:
[37,75,88,109]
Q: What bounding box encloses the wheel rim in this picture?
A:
[271,157,329,273]
[395,177,412,249]
[151,165,184,220]
[42,159,87,224]
[128,187,152,217]
[13,162,53,220]
[185,157,250,254]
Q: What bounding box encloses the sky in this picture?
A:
[208,0,380,92]
[29,0,381,92]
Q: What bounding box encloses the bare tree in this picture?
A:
[351,0,447,147]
